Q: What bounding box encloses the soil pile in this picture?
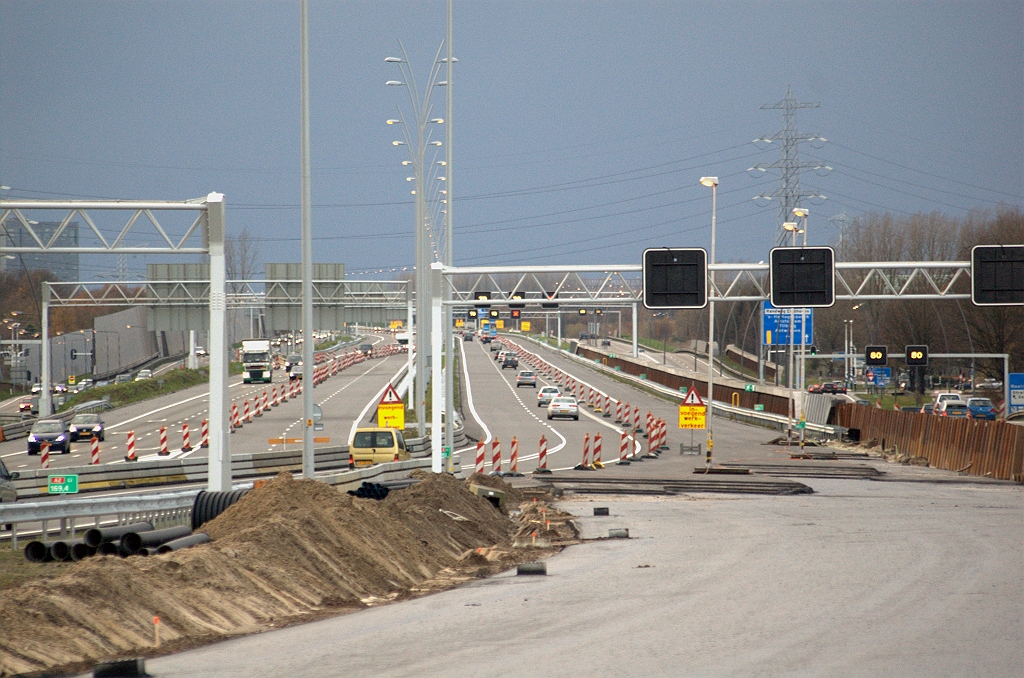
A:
[0,472,573,677]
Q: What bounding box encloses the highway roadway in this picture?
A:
[0,334,401,476]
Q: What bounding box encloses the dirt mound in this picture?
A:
[0,472,573,677]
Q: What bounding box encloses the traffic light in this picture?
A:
[865,345,888,366]
[510,309,521,319]
[905,345,928,366]
[489,309,499,318]
[642,248,707,309]
[578,309,587,316]
[769,246,836,308]
[809,345,817,356]
[971,244,1024,306]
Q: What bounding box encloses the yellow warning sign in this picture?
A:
[678,404,707,429]
[377,403,405,429]
[521,321,531,332]
[496,319,505,329]
[455,319,464,327]
[390,320,404,329]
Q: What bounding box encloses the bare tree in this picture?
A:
[224,225,261,292]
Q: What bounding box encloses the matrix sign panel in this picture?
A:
[865,346,888,366]
[905,345,929,366]
[769,247,835,308]
[642,248,707,309]
[971,245,1024,306]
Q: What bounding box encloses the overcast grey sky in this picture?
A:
[1,1,1021,281]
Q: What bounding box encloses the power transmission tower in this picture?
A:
[751,85,829,245]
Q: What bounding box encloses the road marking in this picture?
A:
[348,356,408,446]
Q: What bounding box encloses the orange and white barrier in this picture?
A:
[634,406,642,432]
[90,435,100,464]
[510,436,519,473]
[40,441,50,469]
[243,400,252,423]
[593,433,603,467]
[475,442,485,474]
[537,435,549,473]
[603,395,611,417]
[619,431,629,462]
[231,403,240,429]
[580,433,591,468]
[181,422,191,452]
[491,438,502,474]
[158,426,169,456]
[201,419,209,447]
[272,385,280,407]
[125,430,137,462]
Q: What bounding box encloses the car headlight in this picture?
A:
[69,425,78,432]
[94,425,102,431]
[28,435,37,442]
[55,435,65,442]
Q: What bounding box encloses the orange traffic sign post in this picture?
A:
[377,383,406,429]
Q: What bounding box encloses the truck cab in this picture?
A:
[241,339,273,384]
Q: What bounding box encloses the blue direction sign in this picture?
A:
[762,301,813,346]
[864,367,892,387]
[1009,373,1024,416]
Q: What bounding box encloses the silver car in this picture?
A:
[0,458,20,504]
[547,397,579,421]
[537,386,561,406]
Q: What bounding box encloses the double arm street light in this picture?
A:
[386,43,452,438]
[700,176,718,461]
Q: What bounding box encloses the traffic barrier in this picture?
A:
[644,413,653,439]
[125,430,137,462]
[158,426,169,456]
[243,400,251,423]
[231,403,240,429]
[592,433,604,468]
[618,401,627,424]
[475,442,485,474]
[181,422,191,452]
[536,435,550,473]
[90,435,100,465]
[603,395,611,417]
[40,442,50,469]
[200,419,209,448]
[491,438,502,475]
[259,391,268,415]
[575,433,592,470]
[659,419,670,451]
[619,431,630,463]
[510,436,519,473]
[280,383,288,402]
[634,406,642,432]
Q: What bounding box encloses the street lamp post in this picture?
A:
[700,176,718,462]
[387,44,448,438]
[792,207,809,443]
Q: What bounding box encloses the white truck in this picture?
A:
[241,339,272,384]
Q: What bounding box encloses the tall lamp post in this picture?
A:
[782,219,804,438]
[700,176,718,461]
[386,43,448,437]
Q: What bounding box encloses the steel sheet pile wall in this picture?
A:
[835,403,1024,481]
[575,346,792,416]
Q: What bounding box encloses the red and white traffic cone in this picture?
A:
[124,430,137,462]
[619,431,630,464]
[616,401,624,423]
[592,433,603,468]
[158,426,170,456]
[181,422,191,452]
[634,406,642,432]
[510,436,519,473]
[536,435,551,473]
[40,441,50,469]
[201,419,209,447]
[475,442,485,474]
[90,435,100,464]
[659,419,670,451]
[490,438,502,475]
[603,395,611,417]
[231,403,240,430]
[244,400,252,422]
[272,385,280,406]
[256,391,267,416]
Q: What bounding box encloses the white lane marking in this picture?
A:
[479,340,566,455]
[460,337,492,444]
[106,378,248,430]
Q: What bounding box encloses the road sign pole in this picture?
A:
[207,194,231,492]
[431,263,443,473]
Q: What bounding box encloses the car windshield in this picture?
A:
[32,422,63,434]
[967,398,993,407]
[72,415,99,425]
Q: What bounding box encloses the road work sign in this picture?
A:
[377,384,405,429]
[521,321,531,332]
[678,386,706,429]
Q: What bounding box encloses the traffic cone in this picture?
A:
[592,433,604,469]
[181,422,191,452]
[124,430,137,462]
[158,426,169,456]
[475,442,485,474]
[200,419,209,447]
[536,435,551,474]
[90,435,100,465]
[40,441,50,469]
[490,438,502,475]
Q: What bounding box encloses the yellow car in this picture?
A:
[350,427,410,467]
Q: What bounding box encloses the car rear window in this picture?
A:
[520,372,534,377]
[353,432,374,447]
[968,399,993,407]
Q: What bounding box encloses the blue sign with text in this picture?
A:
[1009,373,1024,416]
[864,367,892,387]
[762,301,813,346]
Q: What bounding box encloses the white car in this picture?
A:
[135,369,153,381]
[537,386,561,406]
[547,397,579,421]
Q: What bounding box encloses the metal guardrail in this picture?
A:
[517,335,846,440]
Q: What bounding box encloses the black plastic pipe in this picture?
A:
[84,521,154,548]
[120,524,192,555]
[156,532,210,554]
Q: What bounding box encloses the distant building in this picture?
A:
[0,220,80,281]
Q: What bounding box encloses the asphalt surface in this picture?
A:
[0,335,400,476]
[61,335,1023,676]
